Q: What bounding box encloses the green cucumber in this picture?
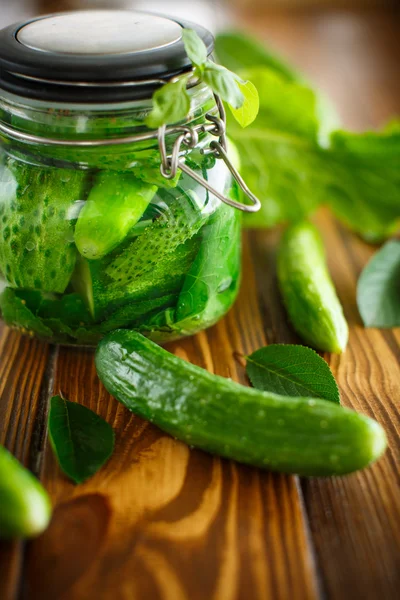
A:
[95,330,387,476]
[0,445,52,539]
[0,157,87,293]
[175,192,241,328]
[278,220,348,353]
[105,188,207,286]
[75,172,156,260]
[72,235,200,320]
[138,201,241,343]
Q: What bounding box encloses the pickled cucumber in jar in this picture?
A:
[0,151,240,345]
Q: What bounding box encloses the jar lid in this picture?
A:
[0,10,214,103]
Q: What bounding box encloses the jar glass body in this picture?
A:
[0,86,241,345]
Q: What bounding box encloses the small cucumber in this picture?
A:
[95,330,386,476]
[278,220,348,353]
[75,172,156,260]
[0,445,52,539]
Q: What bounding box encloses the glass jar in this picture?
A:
[0,10,258,346]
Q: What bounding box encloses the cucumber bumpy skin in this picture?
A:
[0,157,87,293]
[95,330,387,477]
[0,445,52,539]
[278,220,349,353]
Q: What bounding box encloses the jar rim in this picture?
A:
[0,10,214,103]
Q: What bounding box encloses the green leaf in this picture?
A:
[182,29,208,69]
[246,344,340,403]
[224,68,400,237]
[220,66,337,228]
[0,287,53,338]
[203,63,243,109]
[48,396,114,484]
[326,129,400,242]
[215,31,301,83]
[357,240,400,327]
[243,68,332,142]
[145,76,190,128]
[216,31,400,240]
[229,80,259,128]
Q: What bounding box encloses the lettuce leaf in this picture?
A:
[215,32,400,240]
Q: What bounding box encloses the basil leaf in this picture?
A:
[203,63,243,109]
[145,77,190,128]
[48,396,114,484]
[182,29,207,69]
[229,80,259,128]
[357,240,400,327]
[247,345,340,404]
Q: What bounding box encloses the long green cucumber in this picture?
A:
[278,220,348,353]
[0,157,87,293]
[0,445,52,539]
[74,172,156,260]
[95,330,386,476]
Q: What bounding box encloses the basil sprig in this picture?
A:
[145,29,259,129]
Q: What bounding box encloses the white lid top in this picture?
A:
[17,10,183,56]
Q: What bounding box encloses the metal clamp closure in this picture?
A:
[0,92,261,213]
[157,94,260,213]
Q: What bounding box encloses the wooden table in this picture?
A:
[0,6,399,600]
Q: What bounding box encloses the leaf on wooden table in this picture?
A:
[48,396,114,484]
[357,239,400,327]
[246,344,340,403]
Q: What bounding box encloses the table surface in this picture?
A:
[0,5,399,600]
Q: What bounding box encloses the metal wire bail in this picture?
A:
[0,89,261,212]
[157,94,261,213]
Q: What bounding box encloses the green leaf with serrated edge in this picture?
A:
[229,80,259,128]
[182,29,208,69]
[357,240,400,328]
[203,63,243,109]
[48,396,114,484]
[145,76,191,128]
[246,345,340,404]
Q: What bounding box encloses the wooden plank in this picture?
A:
[303,213,400,599]
[250,214,400,598]
[24,237,319,600]
[241,8,400,597]
[0,324,50,600]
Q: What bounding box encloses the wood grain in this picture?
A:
[239,9,400,597]
[0,325,50,600]
[24,239,319,600]
[303,213,400,599]
[0,4,399,600]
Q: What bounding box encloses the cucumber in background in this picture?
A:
[0,156,87,293]
[278,220,348,353]
[96,330,387,477]
[0,445,52,539]
[75,172,156,260]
